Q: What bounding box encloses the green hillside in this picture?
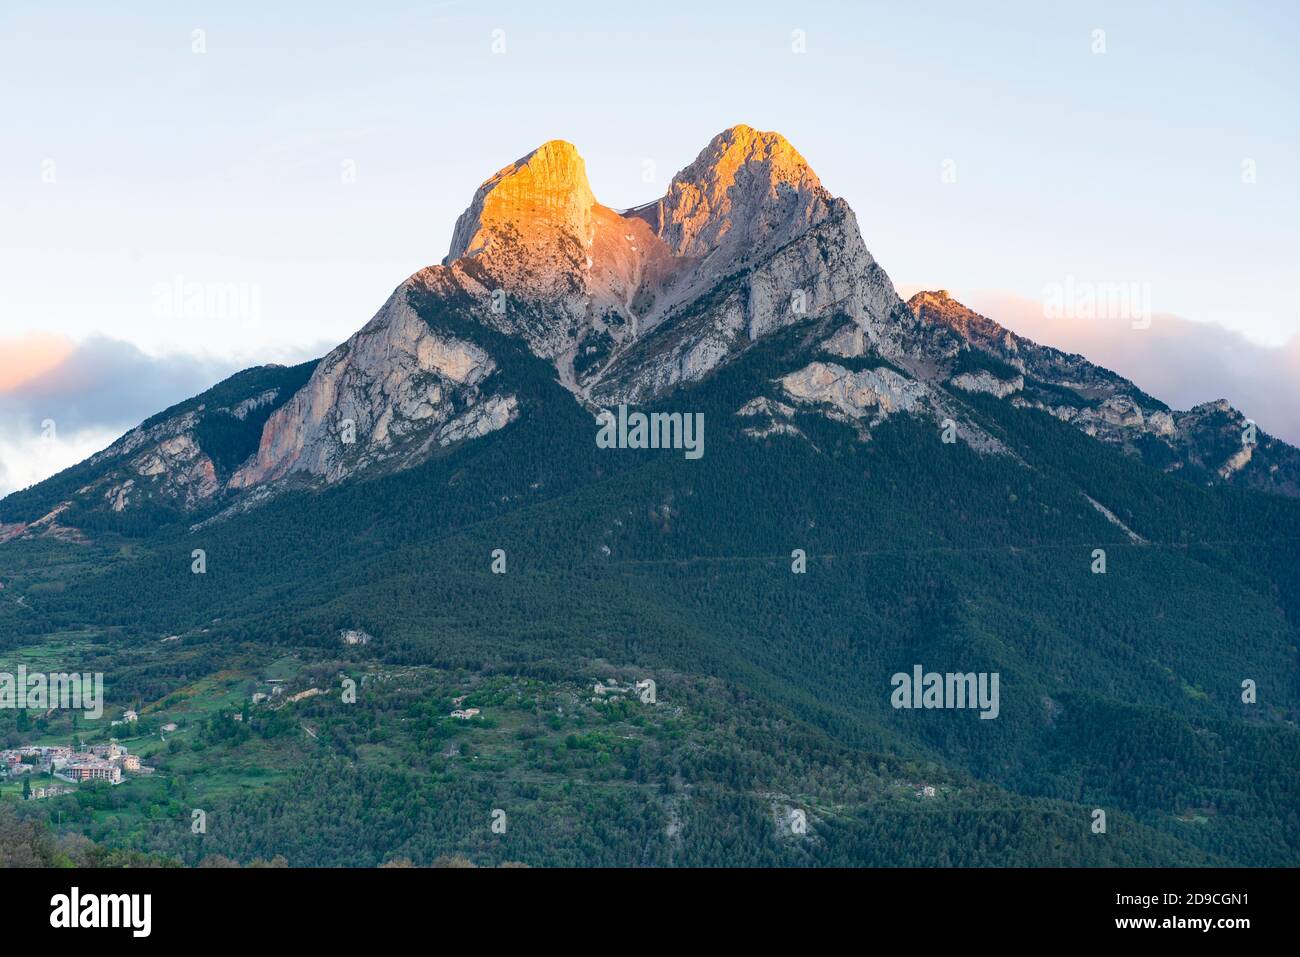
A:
[2,310,1297,867]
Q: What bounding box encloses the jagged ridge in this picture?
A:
[5,125,1299,539]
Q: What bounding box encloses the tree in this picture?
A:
[22,777,31,801]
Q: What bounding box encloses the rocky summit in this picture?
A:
[3,124,1298,536]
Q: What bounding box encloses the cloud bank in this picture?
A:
[0,336,323,499]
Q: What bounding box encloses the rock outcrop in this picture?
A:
[0,362,317,527]
[92,411,221,512]
[950,371,1024,398]
[907,291,1300,495]
[631,125,832,278]
[8,126,1300,536]
[446,139,599,267]
[231,288,514,488]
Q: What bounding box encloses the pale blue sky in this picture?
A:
[1,0,1297,360]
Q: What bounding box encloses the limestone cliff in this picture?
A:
[230,287,514,488]
[10,126,1299,533]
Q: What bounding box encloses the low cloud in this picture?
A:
[4,303,1298,501]
[0,335,322,499]
[901,286,1300,447]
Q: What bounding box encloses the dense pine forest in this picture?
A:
[2,310,1298,867]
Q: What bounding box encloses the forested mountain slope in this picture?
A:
[2,127,1297,867]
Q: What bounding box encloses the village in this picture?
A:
[0,709,155,797]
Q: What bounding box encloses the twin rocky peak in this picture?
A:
[444,124,834,312]
[15,124,1296,532]
[230,123,907,491]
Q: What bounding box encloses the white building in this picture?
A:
[66,761,121,784]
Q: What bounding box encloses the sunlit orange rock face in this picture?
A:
[446,125,830,295]
[435,124,837,352]
[403,122,903,404]
[636,124,832,266]
[442,138,676,326]
[446,139,598,264]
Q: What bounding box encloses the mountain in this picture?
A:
[907,289,1300,496]
[2,126,1298,868]
[4,126,1294,539]
[0,361,317,538]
